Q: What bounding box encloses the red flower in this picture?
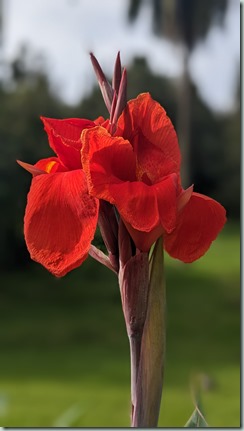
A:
[81,93,226,262]
[18,117,99,277]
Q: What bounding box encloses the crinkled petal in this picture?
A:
[164,192,227,262]
[24,169,99,277]
[81,127,156,231]
[81,127,178,236]
[81,126,136,200]
[110,181,159,232]
[110,173,178,234]
[81,127,160,231]
[117,92,181,183]
[41,117,95,170]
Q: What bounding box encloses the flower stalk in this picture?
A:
[98,200,119,272]
[133,237,166,427]
[118,219,166,427]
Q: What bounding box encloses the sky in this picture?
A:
[1,0,240,113]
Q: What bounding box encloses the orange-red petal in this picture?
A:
[110,181,159,232]
[164,192,227,262]
[81,126,136,200]
[123,221,164,252]
[24,169,99,277]
[81,126,178,236]
[117,93,181,183]
[41,117,95,170]
[109,174,178,234]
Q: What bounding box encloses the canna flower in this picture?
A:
[81,92,226,262]
[18,117,100,277]
[18,52,227,427]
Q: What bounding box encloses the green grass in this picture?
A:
[0,222,240,426]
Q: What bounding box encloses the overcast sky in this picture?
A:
[2,0,240,113]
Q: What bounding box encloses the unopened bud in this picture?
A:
[90,52,114,113]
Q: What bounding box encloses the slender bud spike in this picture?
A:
[112,68,127,125]
[112,51,122,94]
[118,219,132,269]
[90,52,114,113]
[109,91,118,135]
[89,245,117,273]
[98,201,119,272]
[110,91,118,124]
[16,160,46,177]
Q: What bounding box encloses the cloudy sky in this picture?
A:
[2,0,240,113]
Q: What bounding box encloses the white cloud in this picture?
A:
[2,0,240,112]
[189,0,240,112]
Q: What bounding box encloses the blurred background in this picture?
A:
[0,0,240,427]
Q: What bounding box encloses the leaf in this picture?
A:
[185,405,208,427]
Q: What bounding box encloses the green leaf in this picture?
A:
[185,405,208,427]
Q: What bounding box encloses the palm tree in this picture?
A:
[128,0,228,187]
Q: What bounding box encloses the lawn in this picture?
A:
[0,222,240,427]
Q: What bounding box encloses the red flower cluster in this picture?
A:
[18,61,226,277]
[81,92,226,260]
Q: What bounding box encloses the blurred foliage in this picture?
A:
[128,0,228,48]
[0,222,240,426]
[0,47,240,270]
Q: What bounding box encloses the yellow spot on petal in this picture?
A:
[45,161,57,173]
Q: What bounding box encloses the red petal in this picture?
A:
[41,117,95,170]
[177,185,194,211]
[94,116,106,125]
[82,127,158,231]
[117,93,181,183]
[24,170,99,276]
[82,129,156,230]
[81,126,136,200]
[81,127,178,236]
[123,221,164,252]
[164,192,227,262]
[110,181,159,232]
[154,173,178,233]
[110,173,178,234]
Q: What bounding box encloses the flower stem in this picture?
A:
[130,238,166,427]
[118,222,166,427]
[129,333,142,422]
